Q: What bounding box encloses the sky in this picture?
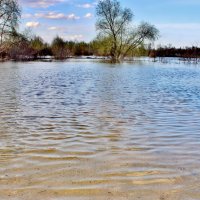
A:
[19,0,200,47]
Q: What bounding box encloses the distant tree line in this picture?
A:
[0,30,151,61]
[0,0,159,62]
[2,31,200,61]
[150,46,200,59]
[1,0,199,62]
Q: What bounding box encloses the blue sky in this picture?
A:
[19,0,200,47]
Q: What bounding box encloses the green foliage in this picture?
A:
[91,36,112,56]
[96,0,159,62]
[51,36,69,59]
[31,36,44,52]
[74,42,92,56]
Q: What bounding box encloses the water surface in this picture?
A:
[0,60,200,200]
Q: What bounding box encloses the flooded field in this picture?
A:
[0,60,200,200]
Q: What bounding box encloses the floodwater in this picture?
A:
[0,60,200,200]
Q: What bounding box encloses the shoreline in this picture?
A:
[1,56,200,65]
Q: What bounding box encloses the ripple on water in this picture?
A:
[0,61,200,200]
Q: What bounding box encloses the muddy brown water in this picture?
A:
[0,60,200,200]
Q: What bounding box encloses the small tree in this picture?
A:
[30,36,45,58]
[91,36,113,56]
[51,36,69,59]
[7,30,34,60]
[74,42,91,56]
[96,0,159,62]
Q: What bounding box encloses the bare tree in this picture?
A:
[6,29,35,60]
[96,0,159,62]
[0,0,21,44]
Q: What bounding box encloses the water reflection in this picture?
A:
[0,60,200,200]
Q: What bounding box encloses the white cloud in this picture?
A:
[77,3,94,8]
[35,12,80,20]
[20,0,65,8]
[26,21,40,28]
[48,26,64,30]
[84,13,93,18]
[35,12,65,19]
[67,13,80,20]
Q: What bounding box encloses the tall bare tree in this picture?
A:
[96,0,159,62]
[0,0,21,45]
